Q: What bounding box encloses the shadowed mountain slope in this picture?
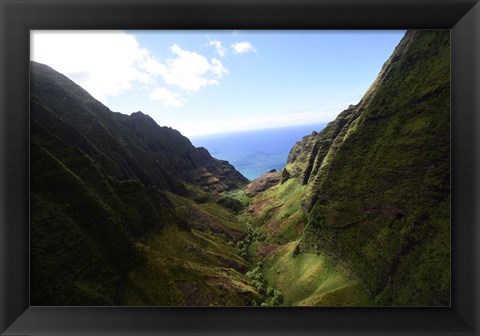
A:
[31,61,248,194]
[30,61,251,305]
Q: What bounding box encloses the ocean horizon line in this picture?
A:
[188,122,327,140]
[190,122,328,180]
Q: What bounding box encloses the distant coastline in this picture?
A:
[191,123,327,180]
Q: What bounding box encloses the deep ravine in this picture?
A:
[30,29,450,306]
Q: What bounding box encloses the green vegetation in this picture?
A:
[222,188,253,206]
[242,177,372,306]
[294,30,450,305]
[30,61,254,306]
[126,224,259,306]
[262,242,371,306]
[234,215,266,258]
[246,178,306,243]
[30,144,143,305]
[241,30,450,307]
[30,30,451,306]
[246,265,284,306]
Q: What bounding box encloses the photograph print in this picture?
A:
[30,29,450,306]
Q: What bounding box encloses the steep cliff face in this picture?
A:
[30,61,253,305]
[285,30,450,305]
[287,31,418,199]
[117,111,248,192]
[31,61,248,194]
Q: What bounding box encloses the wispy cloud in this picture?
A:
[231,41,257,55]
[208,40,226,57]
[149,87,184,107]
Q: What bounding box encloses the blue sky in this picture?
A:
[31,30,405,137]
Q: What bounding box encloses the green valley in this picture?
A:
[30,30,450,306]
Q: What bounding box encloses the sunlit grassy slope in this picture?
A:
[263,241,371,306]
[243,178,371,306]
[246,179,306,243]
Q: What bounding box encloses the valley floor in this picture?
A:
[124,178,372,306]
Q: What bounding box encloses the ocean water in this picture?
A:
[190,123,327,181]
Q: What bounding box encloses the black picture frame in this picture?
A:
[1,0,479,335]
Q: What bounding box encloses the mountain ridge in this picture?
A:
[30,61,254,306]
[31,61,248,194]
[30,29,450,306]
[259,30,450,305]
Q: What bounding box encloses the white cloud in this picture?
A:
[158,44,228,92]
[231,41,257,54]
[31,31,228,107]
[31,31,163,104]
[208,40,226,57]
[149,87,184,107]
[141,58,167,76]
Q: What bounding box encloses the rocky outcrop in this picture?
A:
[244,169,280,196]
[280,168,290,184]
